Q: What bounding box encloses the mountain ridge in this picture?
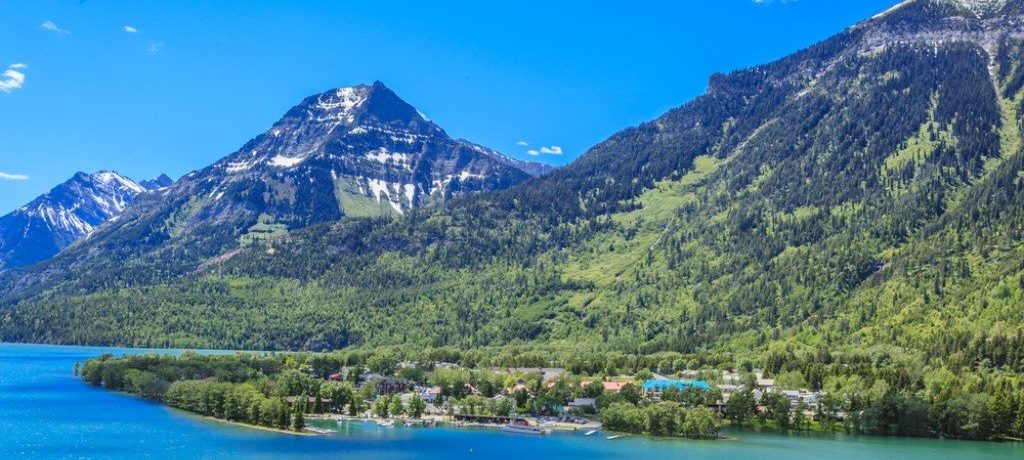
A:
[0,171,170,269]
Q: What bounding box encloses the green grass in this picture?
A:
[881,94,955,188]
[238,214,288,246]
[986,91,1023,173]
[165,196,211,238]
[334,177,396,218]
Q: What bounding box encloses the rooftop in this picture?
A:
[642,379,711,391]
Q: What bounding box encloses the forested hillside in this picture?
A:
[2,0,1023,383]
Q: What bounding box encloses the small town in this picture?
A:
[253,359,829,438]
[77,352,841,440]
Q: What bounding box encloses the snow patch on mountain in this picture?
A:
[365,148,412,169]
[268,155,306,168]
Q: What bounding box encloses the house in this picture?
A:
[360,372,412,395]
[722,370,742,384]
[721,370,775,389]
[603,381,628,393]
[717,383,742,393]
[756,373,775,389]
[492,367,566,383]
[416,385,442,403]
[642,379,710,396]
[284,395,323,406]
[578,380,629,394]
[778,389,822,409]
[680,369,701,379]
[568,397,597,411]
[328,373,344,381]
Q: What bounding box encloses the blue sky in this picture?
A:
[0,0,896,213]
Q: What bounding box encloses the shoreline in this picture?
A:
[314,413,601,432]
[198,415,319,436]
[172,408,318,436]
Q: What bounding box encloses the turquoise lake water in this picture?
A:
[1,343,1022,459]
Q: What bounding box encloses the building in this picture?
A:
[577,380,629,394]
[717,383,742,394]
[360,372,412,395]
[602,381,628,393]
[283,395,323,406]
[721,370,775,389]
[779,389,822,409]
[568,397,597,411]
[642,379,710,396]
[415,385,442,403]
[492,367,566,383]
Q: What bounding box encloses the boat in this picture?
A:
[305,427,337,434]
[502,419,546,435]
[607,435,624,440]
[585,430,598,436]
[502,424,546,435]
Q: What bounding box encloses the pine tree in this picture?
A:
[409,394,427,418]
[389,394,405,417]
[276,400,290,429]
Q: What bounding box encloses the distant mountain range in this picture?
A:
[0,0,1022,380]
[0,171,171,269]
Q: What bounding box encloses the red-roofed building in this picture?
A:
[602,382,628,393]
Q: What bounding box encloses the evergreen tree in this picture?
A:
[292,408,305,431]
[408,394,427,418]
[389,395,405,417]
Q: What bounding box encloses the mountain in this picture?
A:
[201,81,550,223]
[139,174,174,191]
[0,171,170,269]
[0,81,550,296]
[1,0,1023,377]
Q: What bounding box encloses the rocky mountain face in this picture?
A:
[1,0,1023,365]
[0,171,171,269]
[199,81,550,224]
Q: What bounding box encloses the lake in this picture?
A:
[1,343,1021,459]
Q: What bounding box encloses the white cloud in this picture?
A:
[0,171,29,181]
[0,63,26,93]
[525,144,563,156]
[516,140,529,146]
[41,20,70,35]
[124,25,139,33]
[146,40,164,53]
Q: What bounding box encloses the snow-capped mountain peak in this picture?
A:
[199,81,551,219]
[0,171,171,268]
